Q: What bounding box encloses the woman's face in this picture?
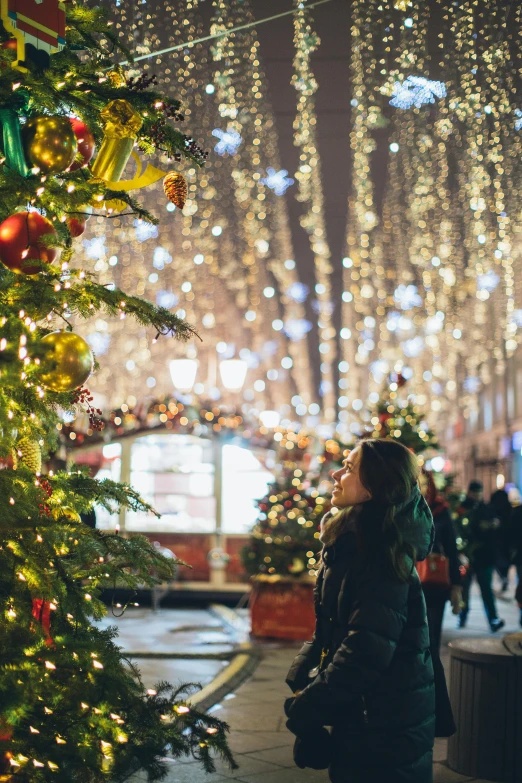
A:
[331,447,372,508]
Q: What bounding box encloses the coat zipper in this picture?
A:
[361,695,369,725]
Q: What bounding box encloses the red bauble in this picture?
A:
[2,39,17,50]
[67,216,86,237]
[0,211,58,274]
[68,118,96,171]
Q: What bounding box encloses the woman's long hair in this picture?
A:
[325,438,420,582]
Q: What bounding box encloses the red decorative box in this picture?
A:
[250,578,316,640]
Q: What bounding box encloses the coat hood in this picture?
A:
[393,484,434,561]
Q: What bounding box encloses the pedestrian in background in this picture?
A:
[455,480,505,632]
[509,502,522,627]
[419,471,463,654]
[490,487,512,592]
[285,439,436,783]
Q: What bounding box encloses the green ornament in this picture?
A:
[0,107,30,177]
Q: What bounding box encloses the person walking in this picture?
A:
[419,471,463,655]
[284,438,436,783]
[456,480,505,632]
[509,502,522,627]
[490,487,513,592]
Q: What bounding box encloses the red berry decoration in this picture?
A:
[0,211,58,274]
[68,118,96,171]
[67,216,86,238]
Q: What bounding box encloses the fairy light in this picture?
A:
[292,0,336,421]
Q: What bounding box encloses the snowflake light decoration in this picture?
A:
[153,246,172,269]
[515,110,522,131]
[390,76,446,110]
[134,220,159,243]
[261,167,294,195]
[477,270,500,292]
[425,313,444,334]
[286,282,309,303]
[86,332,111,356]
[394,284,422,310]
[401,336,424,358]
[156,290,178,309]
[284,319,313,342]
[212,126,243,156]
[82,236,106,260]
[370,360,389,383]
[463,376,481,394]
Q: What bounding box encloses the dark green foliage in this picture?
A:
[0,4,233,781]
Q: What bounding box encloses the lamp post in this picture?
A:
[219,358,248,392]
[169,358,198,393]
[260,410,281,429]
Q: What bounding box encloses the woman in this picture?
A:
[285,438,435,783]
[419,470,462,654]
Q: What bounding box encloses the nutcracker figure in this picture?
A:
[1,0,66,68]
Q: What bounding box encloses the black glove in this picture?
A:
[293,728,332,770]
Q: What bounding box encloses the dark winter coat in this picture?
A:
[455,497,499,567]
[285,486,436,783]
[422,503,461,605]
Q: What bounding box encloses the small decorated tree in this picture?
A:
[369,375,438,454]
[242,466,325,579]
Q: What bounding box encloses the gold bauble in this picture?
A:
[40,331,94,393]
[22,116,78,175]
[163,171,188,209]
[51,506,81,523]
[106,68,126,88]
[13,437,42,473]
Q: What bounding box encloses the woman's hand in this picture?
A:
[450,585,464,615]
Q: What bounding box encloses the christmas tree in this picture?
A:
[368,375,438,454]
[242,465,325,579]
[0,5,235,781]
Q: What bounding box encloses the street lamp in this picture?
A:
[169,359,198,393]
[219,359,248,391]
[260,410,281,429]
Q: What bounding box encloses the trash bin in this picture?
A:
[448,632,522,783]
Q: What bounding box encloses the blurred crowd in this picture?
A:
[418,471,522,658]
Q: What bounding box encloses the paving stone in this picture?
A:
[247,744,295,768]
[189,753,283,778]
[127,759,230,783]
[433,762,475,782]
[215,708,282,732]
[434,738,449,762]
[227,730,294,755]
[233,766,329,783]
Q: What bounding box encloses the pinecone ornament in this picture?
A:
[163,171,187,209]
[13,437,42,473]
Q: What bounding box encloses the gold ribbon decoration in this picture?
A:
[91,99,143,183]
[90,99,171,212]
[98,152,169,212]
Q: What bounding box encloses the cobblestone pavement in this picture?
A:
[120,576,521,783]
